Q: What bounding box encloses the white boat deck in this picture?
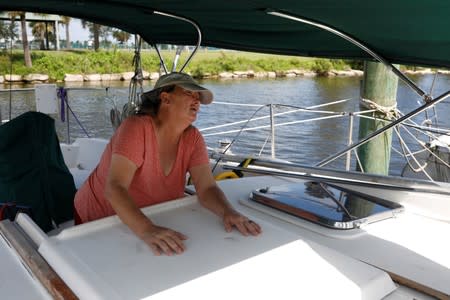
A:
[35,195,395,300]
[218,176,450,298]
[0,230,51,300]
[2,149,449,299]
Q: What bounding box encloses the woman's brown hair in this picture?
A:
[137,85,175,116]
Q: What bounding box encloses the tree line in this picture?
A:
[0,11,132,68]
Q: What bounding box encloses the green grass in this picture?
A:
[0,48,362,81]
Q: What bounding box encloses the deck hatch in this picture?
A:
[250,181,403,229]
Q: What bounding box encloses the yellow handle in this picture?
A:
[214,171,240,181]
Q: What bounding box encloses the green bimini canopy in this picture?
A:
[1,1,450,68]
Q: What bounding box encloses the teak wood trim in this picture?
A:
[363,260,449,300]
[0,220,78,300]
[388,271,450,300]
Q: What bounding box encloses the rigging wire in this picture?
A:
[394,126,433,180]
[397,123,450,170]
[201,98,353,132]
[110,34,144,130]
[210,104,270,174]
[205,93,449,178]
[127,35,144,114]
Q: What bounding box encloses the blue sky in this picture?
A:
[63,19,89,41]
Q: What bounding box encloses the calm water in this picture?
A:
[1,75,449,176]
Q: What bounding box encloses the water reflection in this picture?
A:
[1,74,449,176]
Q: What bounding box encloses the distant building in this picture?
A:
[0,12,63,50]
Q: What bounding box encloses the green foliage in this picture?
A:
[0,49,360,80]
[345,59,364,70]
[311,59,333,74]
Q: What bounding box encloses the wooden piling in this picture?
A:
[356,61,399,175]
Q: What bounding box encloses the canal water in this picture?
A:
[1,74,449,176]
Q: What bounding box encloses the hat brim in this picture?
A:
[142,81,214,105]
[177,83,213,105]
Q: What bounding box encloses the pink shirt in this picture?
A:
[74,115,209,223]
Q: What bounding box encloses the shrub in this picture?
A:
[0,49,360,79]
[312,59,333,74]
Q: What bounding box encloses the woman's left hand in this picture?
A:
[223,209,262,236]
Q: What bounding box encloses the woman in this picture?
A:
[74,72,261,256]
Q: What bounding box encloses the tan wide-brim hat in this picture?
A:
[144,72,213,104]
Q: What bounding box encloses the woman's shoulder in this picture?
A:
[182,126,205,148]
[184,125,201,137]
[121,114,152,128]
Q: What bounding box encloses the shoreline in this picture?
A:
[0,68,449,84]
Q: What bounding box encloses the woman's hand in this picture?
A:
[140,225,188,256]
[223,209,262,236]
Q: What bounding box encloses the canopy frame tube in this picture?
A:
[152,10,202,73]
[266,9,429,100]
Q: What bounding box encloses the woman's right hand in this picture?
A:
[140,225,188,256]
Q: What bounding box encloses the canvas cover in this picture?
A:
[0,112,76,232]
[2,1,450,67]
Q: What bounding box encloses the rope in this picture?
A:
[57,87,90,138]
[58,87,66,122]
[360,97,398,120]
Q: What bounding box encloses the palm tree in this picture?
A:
[0,20,7,38]
[112,29,131,46]
[29,20,56,50]
[30,21,46,49]
[99,26,112,48]
[8,11,32,68]
[81,20,101,51]
[60,16,71,49]
[0,19,17,42]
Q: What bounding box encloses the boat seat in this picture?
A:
[61,137,108,188]
[0,112,76,232]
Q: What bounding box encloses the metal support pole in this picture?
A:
[270,104,276,158]
[346,113,354,171]
[55,20,60,50]
[45,22,50,50]
[172,46,183,72]
[153,44,168,74]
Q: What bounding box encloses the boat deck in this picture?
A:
[1,175,449,299]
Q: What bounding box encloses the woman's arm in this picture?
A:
[189,164,261,236]
[105,154,187,255]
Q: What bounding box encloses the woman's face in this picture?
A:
[165,86,201,123]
